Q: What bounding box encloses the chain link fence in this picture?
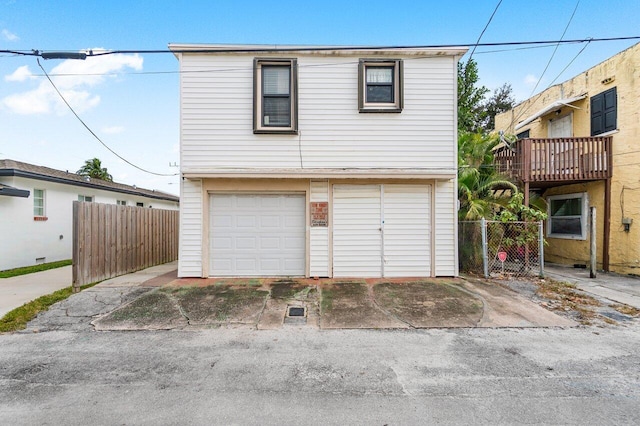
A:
[459,220,544,279]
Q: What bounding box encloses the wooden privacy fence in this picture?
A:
[72,202,179,290]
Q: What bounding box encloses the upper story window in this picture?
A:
[254,58,298,134]
[78,195,93,202]
[33,189,45,217]
[547,192,587,240]
[117,200,127,206]
[136,202,144,207]
[358,59,403,113]
[516,130,530,139]
[591,87,617,136]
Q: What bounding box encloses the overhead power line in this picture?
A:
[525,0,581,99]
[1,35,639,58]
[36,58,178,177]
[468,0,503,61]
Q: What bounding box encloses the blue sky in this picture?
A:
[1,0,639,195]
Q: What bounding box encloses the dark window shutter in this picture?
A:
[591,87,616,136]
[603,87,617,133]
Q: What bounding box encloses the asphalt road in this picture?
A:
[1,323,639,425]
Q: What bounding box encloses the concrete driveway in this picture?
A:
[0,265,72,317]
[23,269,576,333]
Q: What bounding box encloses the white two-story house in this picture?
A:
[170,44,466,278]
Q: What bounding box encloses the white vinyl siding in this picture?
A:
[178,178,203,277]
[333,184,431,277]
[333,185,382,277]
[310,180,329,277]
[179,55,456,171]
[209,194,305,276]
[434,180,457,276]
[383,184,430,277]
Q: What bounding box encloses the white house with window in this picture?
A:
[0,159,179,271]
[170,44,466,278]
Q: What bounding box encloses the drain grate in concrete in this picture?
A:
[287,306,306,317]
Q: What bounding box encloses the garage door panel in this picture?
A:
[212,237,233,250]
[260,237,280,250]
[210,194,305,276]
[237,197,259,208]
[212,215,233,227]
[235,237,257,250]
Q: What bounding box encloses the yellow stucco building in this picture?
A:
[495,42,640,274]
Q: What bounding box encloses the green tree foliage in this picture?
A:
[479,83,516,132]
[457,59,488,133]
[458,131,517,220]
[76,158,113,182]
[458,60,516,133]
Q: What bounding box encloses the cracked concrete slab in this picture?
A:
[373,281,484,328]
[460,279,578,327]
[92,290,187,331]
[320,282,408,329]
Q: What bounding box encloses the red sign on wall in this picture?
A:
[311,202,328,227]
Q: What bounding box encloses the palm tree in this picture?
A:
[458,131,517,220]
[77,158,113,182]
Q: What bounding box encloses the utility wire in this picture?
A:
[525,0,581,100]
[2,35,639,58]
[36,58,178,177]
[546,38,591,87]
[468,0,503,61]
[509,0,583,131]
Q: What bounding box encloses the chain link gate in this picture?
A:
[459,220,544,279]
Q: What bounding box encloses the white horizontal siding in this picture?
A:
[310,180,329,202]
[179,54,457,171]
[178,178,203,277]
[310,228,329,277]
[310,180,329,276]
[434,180,457,276]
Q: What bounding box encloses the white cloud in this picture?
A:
[2,49,143,115]
[524,74,539,87]
[2,29,18,41]
[5,65,34,82]
[102,126,125,134]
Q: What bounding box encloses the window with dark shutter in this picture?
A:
[591,87,616,136]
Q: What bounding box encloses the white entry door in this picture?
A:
[333,184,431,277]
[333,185,382,277]
[209,194,305,276]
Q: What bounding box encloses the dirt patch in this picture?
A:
[611,304,640,317]
[164,286,268,326]
[496,276,638,326]
[270,281,314,300]
[374,281,483,327]
[93,290,187,330]
[319,282,407,329]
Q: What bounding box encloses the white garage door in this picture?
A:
[209,194,305,276]
[333,184,431,277]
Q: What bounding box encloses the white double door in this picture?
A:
[333,184,431,277]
